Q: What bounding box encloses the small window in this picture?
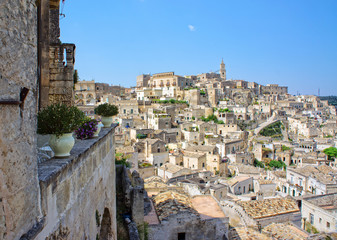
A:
[319,218,322,223]
[178,233,186,240]
[327,222,330,228]
[310,213,314,225]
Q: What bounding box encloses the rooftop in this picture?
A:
[263,223,308,240]
[191,196,226,220]
[238,198,299,219]
[152,191,198,221]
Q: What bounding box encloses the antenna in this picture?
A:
[318,88,320,96]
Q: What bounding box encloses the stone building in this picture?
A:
[136,74,151,88]
[74,80,96,115]
[0,1,117,239]
[284,165,337,197]
[1,1,41,238]
[39,0,76,108]
[146,191,229,240]
[237,198,300,227]
[183,152,207,170]
[147,109,172,130]
[136,72,194,100]
[301,193,337,233]
[135,139,169,167]
[260,84,288,95]
[157,163,193,180]
[226,176,254,195]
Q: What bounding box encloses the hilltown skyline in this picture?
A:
[60,0,337,95]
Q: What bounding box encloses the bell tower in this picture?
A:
[220,58,226,80]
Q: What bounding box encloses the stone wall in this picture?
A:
[35,127,117,239]
[0,1,42,239]
[48,43,75,106]
[138,167,156,179]
[116,165,151,240]
[148,211,228,240]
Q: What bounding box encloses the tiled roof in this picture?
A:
[238,198,299,219]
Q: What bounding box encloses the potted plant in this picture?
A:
[75,118,100,139]
[37,103,85,157]
[94,103,118,127]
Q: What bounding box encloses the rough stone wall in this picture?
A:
[0,1,42,239]
[35,128,117,239]
[148,212,228,240]
[48,43,75,106]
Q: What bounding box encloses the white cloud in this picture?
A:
[188,25,196,31]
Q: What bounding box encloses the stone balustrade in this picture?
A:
[35,125,117,239]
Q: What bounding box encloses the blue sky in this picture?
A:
[60,0,337,95]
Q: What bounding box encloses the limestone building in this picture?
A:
[0,1,117,239]
[301,193,337,233]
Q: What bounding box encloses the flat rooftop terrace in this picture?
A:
[191,195,226,220]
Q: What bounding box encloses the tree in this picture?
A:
[73,69,79,85]
[323,147,337,160]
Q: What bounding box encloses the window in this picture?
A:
[327,222,330,228]
[310,213,314,225]
[178,233,186,240]
[131,109,133,114]
[319,218,322,223]
[157,148,160,153]
[123,109,126,114]
[202,163,205,168]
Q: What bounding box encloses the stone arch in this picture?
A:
[99,208,113,240]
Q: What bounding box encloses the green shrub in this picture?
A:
[281,145,291,151]
[139,162,152,168]
[269,160,286,169]
[94,103,118,117]
[136,133,147,139]
[218,108,232,113]
[37,103,85,137]
[260,121,283,137]
[254,159,265,168]
[201,114,223,124]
